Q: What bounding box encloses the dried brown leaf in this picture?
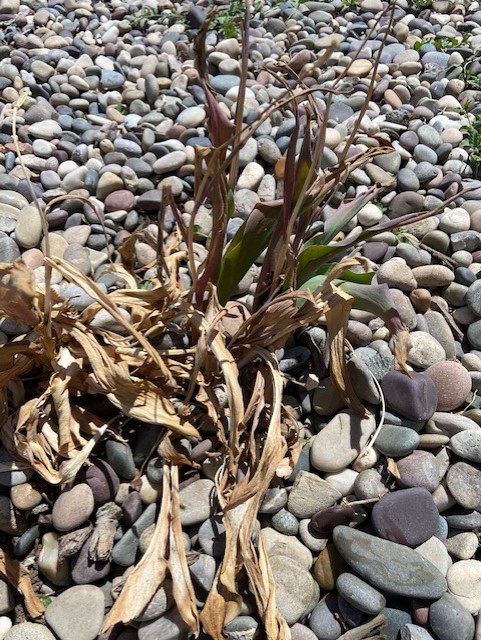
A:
[101,471,169,630]
[201,349,290,640]
[70,327,199,438]
[386,457,400,479]
[325,288,368,417]
[169,465,200,634]
[0,260,39,326]
[0,549,44,618]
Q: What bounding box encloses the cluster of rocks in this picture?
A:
[3,0,481,638]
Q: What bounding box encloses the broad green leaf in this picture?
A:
[315,188,378,245]
[217,202,282,305]
[300,275,403,330]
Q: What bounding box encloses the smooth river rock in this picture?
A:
[333,526,447,600]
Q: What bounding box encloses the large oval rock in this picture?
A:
[270,555,320,625]
[51,484,94,532]
[381,371,438,422]
[371,488,439,547]
[178,479,215,526]
[310,410,376,473]
[425,361,471,411]
[44,585,104,640]
[287,471,341,519]
[446,462,481,510]
[429,591,475,640]
[446,559,481,613]
[333,526,447,600]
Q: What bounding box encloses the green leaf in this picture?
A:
[217,201,282,305]
[299,275,403,330]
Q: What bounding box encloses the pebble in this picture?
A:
[374,425,420,457]
[372,487,439,547]
[333,526,447,599]
[270,555,320,625]
[4,624,55,640]
[429,591,475,640]
[425,361,471,411]
[52,484,94,532]
[310,410,376,472]
[336,573,386,615]
[446,462,481,511]
[287,471,341,519]
[381,371,438,422]
[44,585,104,640]
[397,450,440,492]
[446,560,481,614]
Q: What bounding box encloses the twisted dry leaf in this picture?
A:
[0,260,39,326]
[102,464,199,635]
[0,550,44,618]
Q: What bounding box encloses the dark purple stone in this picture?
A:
[76,460,120,505]
[381,371,437,422]
[71,537,111,584]
[371,487,439,547]
[121,491,143,527]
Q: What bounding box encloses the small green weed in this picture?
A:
[414,33,470,53]
[461,114,481,178]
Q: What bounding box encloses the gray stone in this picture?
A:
[179,479,215,526]
[400,624,435,640]
[446,462,481,510]
[310,410,376,473]
[135,580,174,622]
[308,594,342,640]
[4,623,56,640]
[112,503,158,567]
[138,607,190,640]
[374,425,420,457]
[429,591,475,640]
[44,585,104,640]
[372,487,439,547]
[336,573,386,614]
[450,430,481,463]
[270,555,320,625]
[287,471,341,519]
[333,526,447,599]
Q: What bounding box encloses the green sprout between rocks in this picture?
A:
[461,114,481,179]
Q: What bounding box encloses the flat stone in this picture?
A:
[44,585,104,640]
[179,479,215,526]
[336,573,386,614]
[411,266,455,287]
[446,462,481,510]
[374,425,420,457]
[310,410,376,473]
[15,205,42,249]
[450,430,481,463]
[52,484,95,532]
[333,525,447,600]
[28,119,62,140]
[270,555,320,625]
[415,536,452,577]
[260,528,313,570]
[381,371,438,422]
[425,361,471,411]
[377,258,417,292]
[397,450,440,492]
[138,607,190,640]
[407,332,446,369]
[4,623,55,639]
[372,487,439,547]
[287,471,342,519]
[308,594,342,640]
[429,591,475,640]
[444,531,479,560]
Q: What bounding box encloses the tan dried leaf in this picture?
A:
[70,327,199,438]
[325,288,368,417]
[0,549,44,618]
[0,260,39,326]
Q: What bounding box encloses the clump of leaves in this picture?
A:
[447,53,481,91]
[1,0,473,636]
[414,33,470,53]
[461,114,481,178]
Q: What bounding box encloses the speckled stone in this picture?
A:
[425,361,471,411]
[372,488,439,547]
[333,526,447,599]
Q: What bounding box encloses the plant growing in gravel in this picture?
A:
[0,1,475,637]
[460,114,481,179]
